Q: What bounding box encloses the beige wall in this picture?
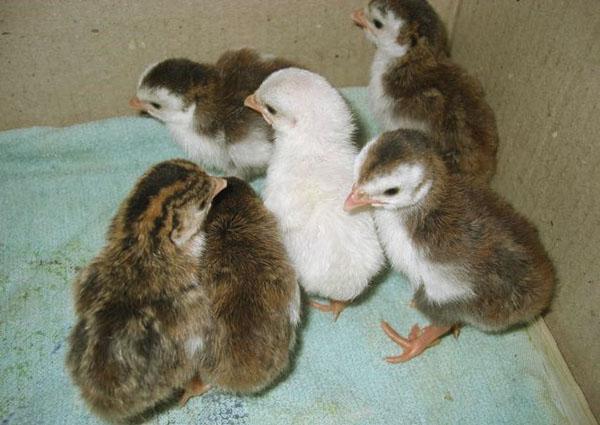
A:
[0,0,453,130]
[1,0,597,419]
[451,0,600,418]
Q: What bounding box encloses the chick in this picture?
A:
[196,175,300,394]
[244,68,385,319]
[345,130,555,362]
[66,159,227,421]
[352,0,498,185]
[130,48,298,179]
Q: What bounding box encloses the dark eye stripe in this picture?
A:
[148,187,191,244]
[125,163,192,225]
[147,179,212,245]
[171,212,181,233]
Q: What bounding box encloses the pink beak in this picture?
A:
[244,94,261,113]
[244,93,273,126]
[351,9,369,29]
[211,177,228,199]
[344,184,375,212]
[129,96,145,111]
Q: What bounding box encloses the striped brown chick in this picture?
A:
[66,159,226,422]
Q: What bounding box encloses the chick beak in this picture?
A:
[244,94,273,125]
[129,96,145,111]
[351,9,369,29]
[244,94,262,113]
[344,185,375,212]
[211,177,228,199]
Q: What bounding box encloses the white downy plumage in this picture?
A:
[253,68,384,303]
[354,5,430,133]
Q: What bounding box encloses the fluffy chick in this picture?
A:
[352,0,498,185]
[244,68,385,319]
[67,159,226,422]
[130,48,297,179]
[346,130,555,362]
[196,176,300,394]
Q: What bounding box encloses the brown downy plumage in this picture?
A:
[130,49,300,179]
[352,0,498,185]
[197,176,300,393]
[346,130,555,362]
[67,159,226,422]
[67,160,300,421]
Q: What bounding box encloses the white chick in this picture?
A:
[244,68,385,319]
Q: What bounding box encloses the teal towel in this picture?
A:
[0,88,566,424]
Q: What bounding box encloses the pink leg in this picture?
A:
[380,321,453,363]
[179,376,211,406]
[310,299,349,321]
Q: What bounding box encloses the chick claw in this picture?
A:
[179,376,211,407]
[451,324,462,339]
[309,299,349,321]
[380,321,452,363]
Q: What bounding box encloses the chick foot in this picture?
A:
[381,321,452,363]
[310,299,349,321]
[179,376,211,406]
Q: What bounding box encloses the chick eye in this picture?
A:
[265,104,277,115]
[150,102,161,109]
[384,187,399,196]
[373,19,383,29]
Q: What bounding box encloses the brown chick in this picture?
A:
[196,176,300,394]
[352,0,498,185]
[130,48,299,179]
[66,159,226,422]
[345,130,555,362]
